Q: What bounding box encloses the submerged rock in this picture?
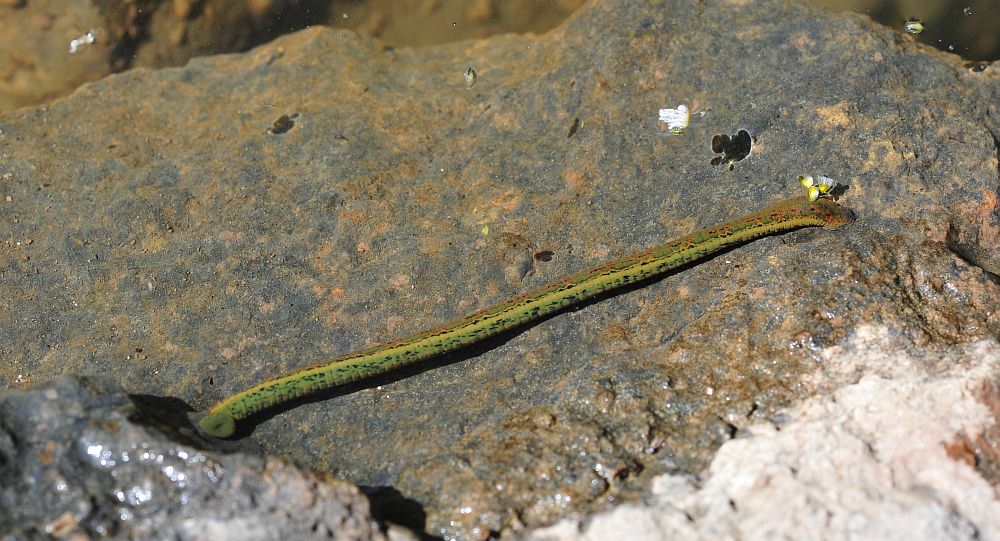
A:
[0,0,334,113]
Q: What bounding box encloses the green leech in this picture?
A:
[196,195,854,438]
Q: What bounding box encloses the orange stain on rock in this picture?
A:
[314,241,334,261]
[339,210,365,224]
[489,189,522,212]
[982,189,998,212]
[562,168,593,196]
[219,230,243,242]
[814,103,850,128]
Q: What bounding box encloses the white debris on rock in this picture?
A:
[525,326,1000,541]
[657,104,690,135]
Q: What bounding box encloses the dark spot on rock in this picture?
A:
[567,117,580,138]
[267,113,300,135]
[710,129,752,171]
[534,250,555,262]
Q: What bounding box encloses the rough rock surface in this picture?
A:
[0,375,411,541]
[525,326,1000,541]
[1,0,999,539]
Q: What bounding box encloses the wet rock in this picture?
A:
[0,375,409,541]
[323,0,585,48]
[0,0,324,112]
[524,326,1000,541]
[0,0,587,114]
[1,0,999,539]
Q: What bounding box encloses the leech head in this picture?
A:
[813,199,855,229]
[808,197,855,229]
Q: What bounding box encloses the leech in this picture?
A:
[195,195,854,438]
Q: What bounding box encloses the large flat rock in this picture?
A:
[2,0,999,538]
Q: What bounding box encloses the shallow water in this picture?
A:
[321,0,999,61]
[808,0,999,61]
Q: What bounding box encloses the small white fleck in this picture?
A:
[69,28,100,54]
[705,386,714,396]
[127,485,153,505]
[658,104,690,135]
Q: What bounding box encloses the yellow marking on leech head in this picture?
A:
[799,175,832,202]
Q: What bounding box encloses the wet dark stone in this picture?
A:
[0,376,405,540]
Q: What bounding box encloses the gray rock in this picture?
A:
[0,376,406,541]
[1,0,999,538]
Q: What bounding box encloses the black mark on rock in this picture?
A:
[267,113,300,135]
[711,129,752,171]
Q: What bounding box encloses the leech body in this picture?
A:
[198,196,853,438]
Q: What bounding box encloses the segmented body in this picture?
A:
[197,196,853,437]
